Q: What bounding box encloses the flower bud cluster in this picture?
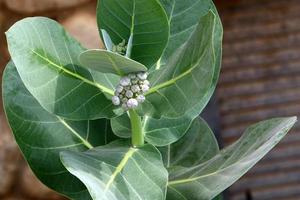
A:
[112,40,127,55]
[112,72,150,110]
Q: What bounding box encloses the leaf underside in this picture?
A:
[2,61,119,200]
[166,117,297,200]
[79,49,147,76]
[6,17,119,120]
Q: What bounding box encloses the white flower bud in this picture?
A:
[143,80,150,86]
[136,95,145,103]
[120,76,131,86]
[116,85,123,93]
[141,84,150,93]
[137,72,147,80]
[125,90,134,98]
[127,98,138,109]
[121,98,128,103]
[131,85,140,93]
[112,96,120,106]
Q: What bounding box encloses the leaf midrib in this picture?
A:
[31,50,114,96]
[167,119,294,186]
[57,116,93,149]
[104,148,137,191]
[146,48,212,96]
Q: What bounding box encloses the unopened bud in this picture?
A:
[112,96,120,106]
[116,85,123,93]
[125,90,134,98]
[143,80,150,86]
[141,84,150,92]
[137,72,147,80]
[131,85,140,93]
[127,98,138,109]
[120,76,131,86]
[137,95,145,103]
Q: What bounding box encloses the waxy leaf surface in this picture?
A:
[6,17,118,120]
[97,0,169,68]
[159,118,219,168]
[166,117,297,200]
[140,11,215,119]
[79,49,147,76]
[3,62,119,200]
[157,0,223,118]
[61,141,168,200]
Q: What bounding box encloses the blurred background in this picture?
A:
[1,0,300,199]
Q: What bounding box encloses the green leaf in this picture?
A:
[101,29,114,51]
[60,140,168,200]
[157,0,223,117]
[97,0,169,68]
[2,61,119,200]
[158,0,215,66]
[79,49,147,76]
[140,10,216,119]
[166,117,297,200]
[159,118,219,168]
[6,17,119,120]
[213,195,224,200]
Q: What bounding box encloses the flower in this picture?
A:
[127,98,138,108]
[136,95,145,103]
[137,72,148,80]
[112,71,150,110]
[119,76,131,86]
[112,96,120,106]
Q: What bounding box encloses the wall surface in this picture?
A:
[216,0,300,199]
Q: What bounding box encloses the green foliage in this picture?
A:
[3,62,118,199]
[2,0,297,200]
[97,0,169,68]
[79,49,147,76]
[5,17,118,120]
[165,117,296,200]
[61,141,168,200]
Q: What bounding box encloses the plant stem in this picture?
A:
[128,109,144,147]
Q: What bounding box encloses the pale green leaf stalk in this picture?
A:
[128,109,144,147]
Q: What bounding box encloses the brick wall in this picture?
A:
[216,0,300,199]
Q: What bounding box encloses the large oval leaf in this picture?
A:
[140,10,216,119]
[167,117,297,200]
[6,17,119,120]
[2,61,119,200]
[79,49,147,76]
[60,140,168,200]
[159,117,219,168]
[158,0,215,66]
[157,0,223,117]
[97,0,169,68]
